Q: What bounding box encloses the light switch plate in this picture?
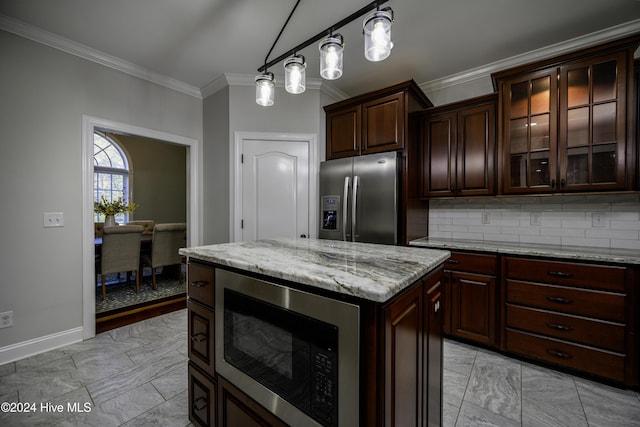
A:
[43,212,64,228]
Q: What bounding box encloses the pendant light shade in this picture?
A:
[284,54,306,94]
[255,72,275,106]
[363,8,393,62]
[319,34,344,80]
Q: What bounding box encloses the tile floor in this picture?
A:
[1,309,639,426]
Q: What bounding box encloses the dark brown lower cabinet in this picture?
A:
[382,267,443,427]
[442,252,498,347]
[189,362,217,427]
[502,256,638,386]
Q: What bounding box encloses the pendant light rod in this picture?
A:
[263,0,302,69]
[257,0,389,73]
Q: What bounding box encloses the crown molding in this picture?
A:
[0,14,202,99]
[420,19,640,95]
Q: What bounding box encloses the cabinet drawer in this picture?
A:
[188,262,215,307]
[505,329,625,383]
[189,362,217,427]
[188,300,215,374]
[506,279,625,322]
[506,304,625,352]
[505,257,626,292]
[445,251,497,275]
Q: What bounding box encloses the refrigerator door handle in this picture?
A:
[343,176,350,241]
[352,175,359,241]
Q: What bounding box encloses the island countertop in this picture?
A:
[179,238,450,303]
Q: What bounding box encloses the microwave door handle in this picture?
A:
[352,175,359,242]
[343,176,350,241]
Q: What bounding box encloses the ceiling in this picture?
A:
[2,0,640,98]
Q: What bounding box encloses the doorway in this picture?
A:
[82,115,201,339]
[232,131,318,242]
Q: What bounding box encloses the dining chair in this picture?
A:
[142,223,187,290]
[97,224,144,301]
[126,220,155,236]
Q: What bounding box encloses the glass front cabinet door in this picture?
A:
[559,51,628,191]
[502,69,558,193]
[497,39,635,195]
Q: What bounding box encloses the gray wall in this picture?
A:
[0,30,202,350]
[202,81,334,245]
[111,133,187,224]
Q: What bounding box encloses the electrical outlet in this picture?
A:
[592,212,606,228]
[43,212,64,228]
[530,212,542,226]
[481,212,490,224]
[0,311,13,328]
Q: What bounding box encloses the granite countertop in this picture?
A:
[409,237,640,265]
[179,238,450,303]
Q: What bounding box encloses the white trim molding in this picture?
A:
[0,327,83,366]
[82,115,202,340]
[420,18,640,96]
[0,14,202,99]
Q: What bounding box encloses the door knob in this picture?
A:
[300,234,307,238]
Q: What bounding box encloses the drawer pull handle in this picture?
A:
[446,259,460,264]
[546,349,572,359]
[191,332,207,343]
[546,322,573,332]
[546,296,573,304]
[190,280,209,288]
[192,396,208,412]
[547,271,573,278]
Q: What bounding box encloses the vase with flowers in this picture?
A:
[94,196,139,227]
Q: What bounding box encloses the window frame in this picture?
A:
[93,132,133,223]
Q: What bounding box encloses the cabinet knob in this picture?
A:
[191,332,207,343]
[546,295,573,304]
[547,271,573,278]
[546,322,573,332]
[192,396,208,412]
[190,280,209,288]
[546,349,572,359]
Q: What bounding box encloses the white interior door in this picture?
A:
[241,139,310,241]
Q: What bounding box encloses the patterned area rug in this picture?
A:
[96,271,186,315]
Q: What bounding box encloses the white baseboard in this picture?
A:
[0,327,84,366]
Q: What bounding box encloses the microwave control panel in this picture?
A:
[321,196,340,231]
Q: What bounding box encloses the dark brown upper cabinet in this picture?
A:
[493,36,640,195]
[418,94,497,198]
[324,80,432,160]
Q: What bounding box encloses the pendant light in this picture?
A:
[363,7,393,62]
[319,34,344,80]
[255,72,275,106]
[255,0,393,106]
[284,54,306,94]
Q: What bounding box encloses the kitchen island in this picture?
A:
[180,238,450,427]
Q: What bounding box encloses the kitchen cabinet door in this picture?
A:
[558,51,629,191]
[384,280,423,427]
[420,94,496,197]
[326,104,361,159]
[362,92,405,154]
[424,277,443,427]
[500,69,559,194]
[450,271,496,346]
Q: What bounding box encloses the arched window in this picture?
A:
[94,132,131,222]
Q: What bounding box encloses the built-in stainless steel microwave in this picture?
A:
[215,269,360,427]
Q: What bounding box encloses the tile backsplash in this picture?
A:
[428,194,640,250]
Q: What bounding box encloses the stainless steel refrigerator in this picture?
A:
[319,152,398,244]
